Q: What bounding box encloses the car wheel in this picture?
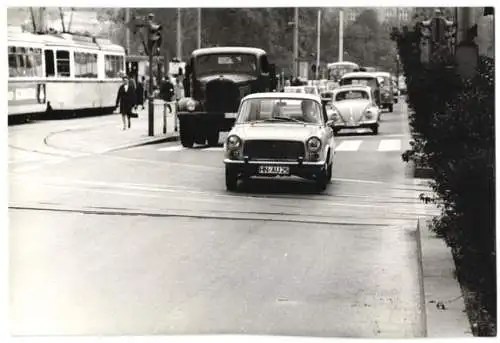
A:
[371,124,379,135]
[207,130,219,147]
[180,122,194,148]
[315,165,329,191]
[225,165,238,191]
[326,161,333,181]
[388,104,394,113]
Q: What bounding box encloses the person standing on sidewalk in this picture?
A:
[135,76,145,110]
[115,75,137,130]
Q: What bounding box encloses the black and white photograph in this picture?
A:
[4,2,496,341]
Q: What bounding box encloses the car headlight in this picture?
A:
[306,137,322,152]
[226,135,242,150]
[363,107,375,120]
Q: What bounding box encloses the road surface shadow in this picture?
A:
[236,176,337,196]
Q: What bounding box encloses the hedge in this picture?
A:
[391,24,496,335]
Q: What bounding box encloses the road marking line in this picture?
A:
[158,146,184,152]
[331,177,385,184]
[204,147,224,151]
[335,140,362,151]
[378,139,402,151]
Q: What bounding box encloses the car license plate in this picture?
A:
[225,112,237,119]
[258,165,290,176]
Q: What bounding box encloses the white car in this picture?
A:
[224,93,335,192]
[328,85,381,135]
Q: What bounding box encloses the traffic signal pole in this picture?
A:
[148,47,154,136]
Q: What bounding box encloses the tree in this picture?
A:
[344,9,398,72]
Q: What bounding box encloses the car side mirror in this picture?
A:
[326,119,335,128]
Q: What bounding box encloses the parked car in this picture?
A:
[328,85,381,135]
[224,93,336,192]
[392,77,400,101]
[374,71,395,112]
[398,76,407,95]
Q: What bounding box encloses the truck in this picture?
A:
[177,47,277,148]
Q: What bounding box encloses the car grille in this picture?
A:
[243,140,305,161]
[205,79,240,113]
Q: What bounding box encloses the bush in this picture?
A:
[392,25,496,335]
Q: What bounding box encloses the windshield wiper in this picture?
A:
[264,116,305,123]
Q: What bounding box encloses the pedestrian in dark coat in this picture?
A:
[116,75,137,130]
[136,76,145,110]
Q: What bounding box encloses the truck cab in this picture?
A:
[177,47,277,148]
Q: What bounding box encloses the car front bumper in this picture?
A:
[224,159,327,178]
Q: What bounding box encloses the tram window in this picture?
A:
[8,45,44,77]
[75,52,98,78]
[45,50,55,77]
[105,54,124,78]
[56,50,71,77]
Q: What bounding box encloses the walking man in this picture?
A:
[116,74,137,130]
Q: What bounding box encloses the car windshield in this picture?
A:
[341,77,377,88]
[237,98,323,125]
[195,53,257,76]
[334,90,369,101]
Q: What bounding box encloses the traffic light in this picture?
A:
[147,21,162,55]
[149,22,162,42]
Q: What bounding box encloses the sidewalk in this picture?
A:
[43,100,179,155]
[413,182,472,336]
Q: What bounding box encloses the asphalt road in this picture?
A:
[9,100,436,337]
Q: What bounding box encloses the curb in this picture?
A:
[104,134,180,153]
[416,218,429,337]
[417,217,473,337]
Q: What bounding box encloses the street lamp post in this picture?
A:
[294,8,299,79]
[177,8,182,59]
[127,13,163,136]
[197,8,202,49]
[316,9,321,80]
[338,9,344,62]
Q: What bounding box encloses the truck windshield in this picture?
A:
[195,53,257,76]
[341,77,378,88]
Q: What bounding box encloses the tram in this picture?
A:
[8,27,126,122]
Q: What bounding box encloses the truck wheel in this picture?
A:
[180,122,194,148]
[207,130,219,147]
[225,165,238,191]
[195,135,206,145]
